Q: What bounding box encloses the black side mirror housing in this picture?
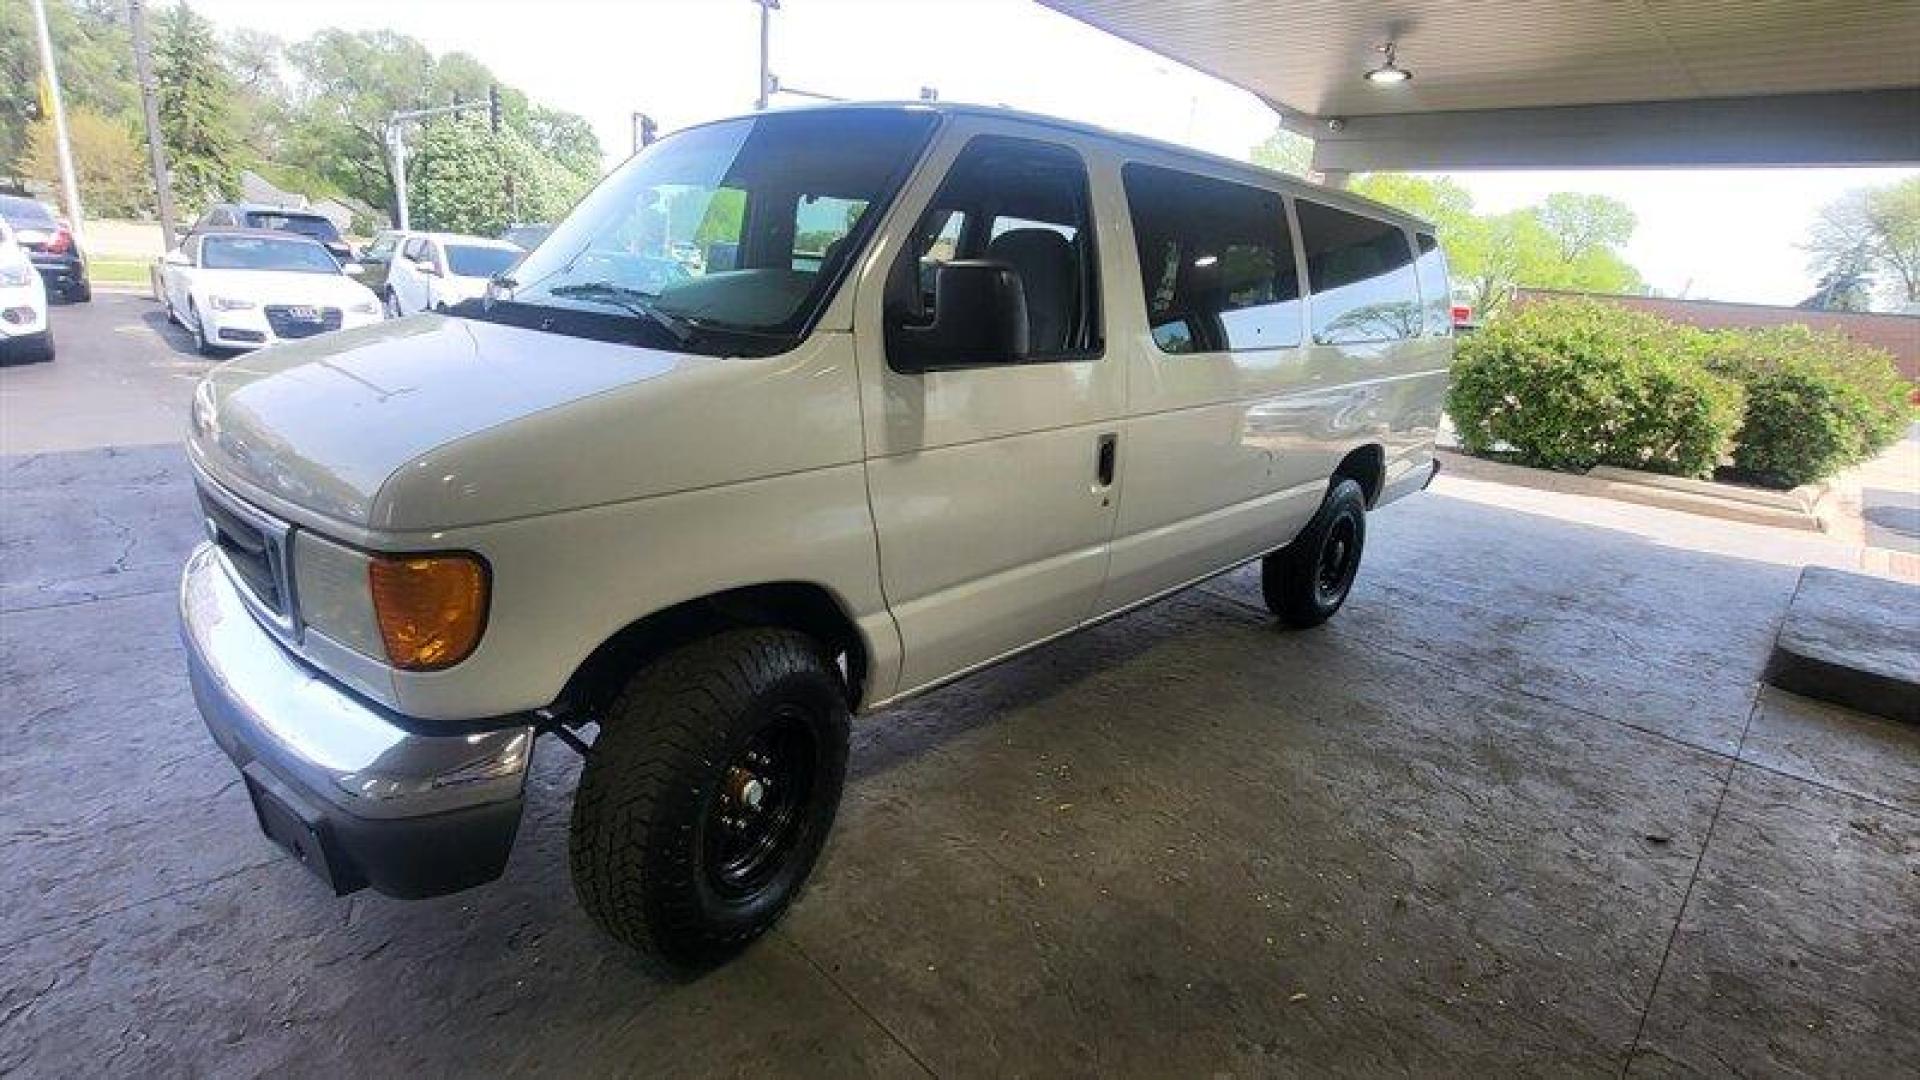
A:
[887,260,1030,372]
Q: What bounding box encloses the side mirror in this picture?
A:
[415,259,440,276]
[340,261,365,276]
[886,261,1029,372]
[162,249,190,267]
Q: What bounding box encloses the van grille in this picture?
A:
[197,484,287,616]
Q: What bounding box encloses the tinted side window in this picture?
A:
[886,135,1101,364]
[1297,201,1420,345]
[1122,163,1300,354]
[1413,232,1452,337]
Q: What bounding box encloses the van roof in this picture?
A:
[687,101,1435,233]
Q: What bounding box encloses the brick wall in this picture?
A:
[1514,289,1920,382]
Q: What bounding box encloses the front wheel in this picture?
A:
[1262,477,1367,629]
[191,303,219,357]
[569,628,850,969]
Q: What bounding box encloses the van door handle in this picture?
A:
[1095,432,1118,487]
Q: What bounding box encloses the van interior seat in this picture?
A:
[986,228,1076,355]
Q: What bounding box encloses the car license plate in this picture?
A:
[287,305,320,321]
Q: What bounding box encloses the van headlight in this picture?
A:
[293,532,490,671]
[209,295,256,311]
[0,265,31,287]
[349,299,379,314]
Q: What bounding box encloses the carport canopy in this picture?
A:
[1039,1,1920,171]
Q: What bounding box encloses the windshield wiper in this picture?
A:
[544,281,695,345]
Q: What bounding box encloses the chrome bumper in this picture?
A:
[180,544,533,897]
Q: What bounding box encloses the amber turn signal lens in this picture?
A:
[367,553,489,671]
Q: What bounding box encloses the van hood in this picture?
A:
[188,314,681,526]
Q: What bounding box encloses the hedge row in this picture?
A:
[1448,299,1911,487]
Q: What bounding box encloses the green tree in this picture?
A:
[409,118,593,235]
[156,2,239,212]
[1537,192,1635,262]
[1808,178,1920,306]
[1352,174,1643,317]
[1249,127,1311,177]
[284,30,601,225]
[0,0,137,175]
[23,105,148,216]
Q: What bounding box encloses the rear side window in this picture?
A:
[1296,201,1420,345]
[1413,233,1452,336]
[1122,164,1301,353]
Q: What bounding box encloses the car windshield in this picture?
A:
[471,108,937,357]
[244,212,342,244]
[446,244,521,279]
[0,196,57,228]
[202,236,341,274]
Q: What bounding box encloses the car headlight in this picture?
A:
[349,299,379,315]
[293,533,489,670]
[0,265,31,287]
[208,295,255,311]
[292,532,383,659]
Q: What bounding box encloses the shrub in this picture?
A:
[1702,326,1911,487]
[1449,298,1744,477]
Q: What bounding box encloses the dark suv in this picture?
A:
[190,204,354,263]
[0,195,90,302]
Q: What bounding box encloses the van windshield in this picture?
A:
[466,109,938,357]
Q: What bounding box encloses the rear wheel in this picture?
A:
[1262,477,1367,628]
[569,628,850,969]
[68,280,91,303]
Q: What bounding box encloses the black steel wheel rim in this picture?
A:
[1316,514,1359,604]
[704,705,817,899]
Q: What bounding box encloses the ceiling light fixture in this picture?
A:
[1364,42,1412,85]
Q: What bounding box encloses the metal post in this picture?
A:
[128,0,176,249]
[754,0,778,110]
[28,0,84,246]
[389,128,409,230]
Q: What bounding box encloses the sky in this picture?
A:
[186,0,1916,308]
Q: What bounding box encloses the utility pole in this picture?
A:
[28,0,84,246]
[753,0,778,110]
[128,0,177,249]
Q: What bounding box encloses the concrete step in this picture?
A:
[1766,567,1920,723]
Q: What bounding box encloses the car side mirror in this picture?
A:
[414,259,440,276]
[340,261,365,276]
[886,261,1030,373]
[162,250,190,267]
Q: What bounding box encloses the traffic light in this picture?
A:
[488,84,501,133]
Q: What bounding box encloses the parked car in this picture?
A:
[499,223,552,250]
[0,194,89,302]
[385,232,523,315]
[348,228,409,298]
[157,229,382,355]
[0,217,52,362]
[189,203,355,264]
[179,103,1451,968]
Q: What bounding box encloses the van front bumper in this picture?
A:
[180,544,534,899]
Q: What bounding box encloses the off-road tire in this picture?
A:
[569,628,850,969]
[1262,477,1367,629]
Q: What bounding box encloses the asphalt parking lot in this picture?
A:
[1,294,1915,1078]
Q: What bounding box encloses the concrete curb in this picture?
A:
[1435,451,1825,531]
[1765,567,1920,723]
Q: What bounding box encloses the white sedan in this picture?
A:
[0,217,52,363]
[158,230,383,355]
[386,232,523,316]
